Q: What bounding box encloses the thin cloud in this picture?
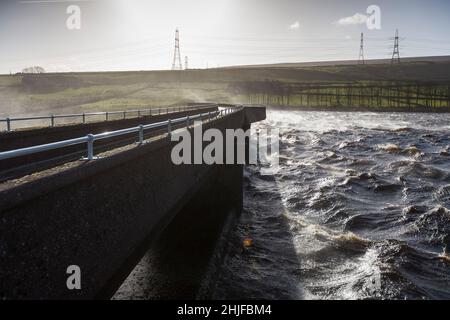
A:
[20,0,94,3]
[289,21,301,30]
[335,13,367,26]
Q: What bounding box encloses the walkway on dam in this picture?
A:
[0,104,219,182]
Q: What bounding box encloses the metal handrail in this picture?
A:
[0,104,218,132]
[0,106,241,162]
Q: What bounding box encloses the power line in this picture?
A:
[7,28,450,73]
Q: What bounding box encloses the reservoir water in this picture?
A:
[213,109,450,300]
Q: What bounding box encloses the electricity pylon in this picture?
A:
[171,28,183,70]
[358,33,365,65]
[391,29,401,64]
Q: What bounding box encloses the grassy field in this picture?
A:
[1,59,450,117]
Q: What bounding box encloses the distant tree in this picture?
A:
[21,66,46,74]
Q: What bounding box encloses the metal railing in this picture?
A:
[0,104,217,132]
[0,106,240,162]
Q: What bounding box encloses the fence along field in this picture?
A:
[228,81,450,110]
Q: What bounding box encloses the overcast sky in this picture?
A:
[1,0,450,73]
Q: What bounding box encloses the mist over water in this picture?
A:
[213,109,450,300]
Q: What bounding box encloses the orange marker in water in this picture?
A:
[243,238,253,248]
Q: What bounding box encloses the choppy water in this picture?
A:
[213,110,450,300]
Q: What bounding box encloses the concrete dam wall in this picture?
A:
[0,107,266,299]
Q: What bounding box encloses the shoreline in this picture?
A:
[266,105,450,114]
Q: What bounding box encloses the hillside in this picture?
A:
[1,59,450,117]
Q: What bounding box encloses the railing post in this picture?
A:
[138,110,141,118]
[186,116,190,129]
[208,112,211,121]
[168,119,172,137]
[87,134,95,160]
[106,112,109,121]
[51,115,55,127]
[6,118,11,132]
[82,113,86,124]
[138,125,144,145]
[123,111,126,119]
